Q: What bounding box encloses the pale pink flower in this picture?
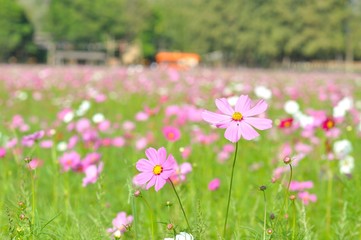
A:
[135,111,149,121]
[112,137,125,147]
[162,126,181,142]
[28,158,44,170]
[298,191,317,205]
[82,162,103,187]
[107,212,133,238]
[40,140,53,149]
[169,162,192,184]
[208,178,220,191]
[202,95,272,142]
[133,147,176,191]
[59,151,81,172]
[289,181,314,192]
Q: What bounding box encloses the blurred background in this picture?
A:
[2,0,361,69]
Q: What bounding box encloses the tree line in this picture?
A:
[2,0,361,66]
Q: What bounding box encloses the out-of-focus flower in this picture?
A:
[333,97,353,118]
[339,155,354,175]
[59,151,81,172]
[28,158,44,170]
[284,100,300,115]
[169,162,192,184]
[57,141,67,151]
[112,137,125,147]
[40,140,53,149]
[82,162,103,186]
[76,100,91,116]
[298,191,317,205]
[133,147,176,191]
[163,126,181,142]
[289,181,314,191]
[254,86,272,100]
[278,118,294,129]
[208,178,220,191]
[202,95,272,142]
[164,232,194,240]
[322,117,335,131]
[92,113,105,123]
[22,130,45,147]
[0,147,6,158]
[82,152,101,169]
[333,139,352,159]
[107,212,133,238]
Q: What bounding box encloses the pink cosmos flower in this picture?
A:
[169,162,192,184]
[208,178,220,191]
[59,151,81,172]
[28,158,44,170]
[112,137,125,147]
[82,152,101,169]
[202,95,272,142]
[289,181,314,192]
[0,147,6,158]
[40,140,53,149]
[22,130,45,147]
[298,191,317,205]
[133,147,176,191]
[162,126,181,142]
[82,162,103,187]
[107,212,133,238]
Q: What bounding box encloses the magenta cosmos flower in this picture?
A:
[202,95,272,142]
[134,147,176,191]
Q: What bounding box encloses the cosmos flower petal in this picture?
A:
[243,99,268,117]
[180,162,192,174]
[243,117,273,130]
[235,95,252,113]
[224,122,242,143]
[145,147,159,164]
[215,98,234,115]
[146,176,157,189]
[239,122,260,140]
[163,154,176,169]
[136,159,154,172]
[155,177,167,192]
[202,110,230,125]
[160,169,174,179]
[134,172,153,185]
[157,147,167,164]
[215,118,232,129]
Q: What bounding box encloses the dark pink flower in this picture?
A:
[202,95,272,142]
[59,151,81,172]
[0,147,6,158]
[208,178,220,191]
[133,147,176,191]
[162,126,181,142]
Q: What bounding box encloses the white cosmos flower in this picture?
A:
[57,141,67,151]
[333,97,353,118]
[63,111,74,123]
[16,91,28,101]
[339,155,354,175]
[76,100,91,116]
[284,100,300,115]
[92,113,105,123]
[293,112,313,128]
[254,86,272,100]
[164,232,194,240]
[333,139,352,159]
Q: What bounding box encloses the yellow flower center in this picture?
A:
[232,112,243,121]
[153,165,163,175]
[326,120,334,128]
[284,121,291,128]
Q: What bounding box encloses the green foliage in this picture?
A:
[0,0,34,61]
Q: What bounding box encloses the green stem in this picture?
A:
[292,200,296,240]
[274,163,293,232]
[142,196,155,240]
[31,169,36,225]
[169,179,191,231]
[223,141,239,239]
[263,190,267,240]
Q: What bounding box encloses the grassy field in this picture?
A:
[0,65,360,239]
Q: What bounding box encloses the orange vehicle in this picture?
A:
[155,52,200,69]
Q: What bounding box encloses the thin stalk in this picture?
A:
[142,196,155,240]
[223,141,239,239]
[169,179,191,231]
[263,190,267,240]
[291,200,296,240]
[274,163,293,232]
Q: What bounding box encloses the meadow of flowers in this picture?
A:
[0,65,360,239]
